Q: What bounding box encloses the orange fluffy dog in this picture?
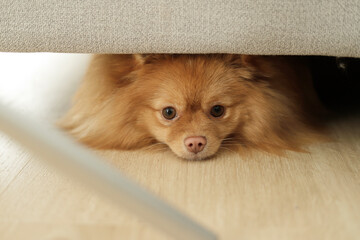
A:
[59,54,324,160]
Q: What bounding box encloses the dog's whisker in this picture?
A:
[222,140,242,143]
[222,138,235,141]
[219,146,237,154]
[143,146,168,151]
[222,141,245,144]
[142,142,168,151]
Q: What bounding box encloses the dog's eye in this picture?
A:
[162,107,177,120]
[210,105,225,117]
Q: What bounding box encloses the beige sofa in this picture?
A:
[1,0,359,57]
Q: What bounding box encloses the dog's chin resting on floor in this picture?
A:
[59,54,325,160]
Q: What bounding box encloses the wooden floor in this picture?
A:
[0,53,360,240]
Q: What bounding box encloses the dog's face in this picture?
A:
[134,55,253,160]
[61,54,321,160]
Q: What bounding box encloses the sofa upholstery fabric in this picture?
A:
[1,0,359,57]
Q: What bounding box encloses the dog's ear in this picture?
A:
[222,54,271,81]
[224,55,274,80]
[133,54,149,65]
[223,54,261,69]
[133,54,170,65]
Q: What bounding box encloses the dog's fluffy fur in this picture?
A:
[59,54,324,160]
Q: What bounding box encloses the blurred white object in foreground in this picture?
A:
[0,53,216,240]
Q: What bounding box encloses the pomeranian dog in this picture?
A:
[59,54,324,160]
